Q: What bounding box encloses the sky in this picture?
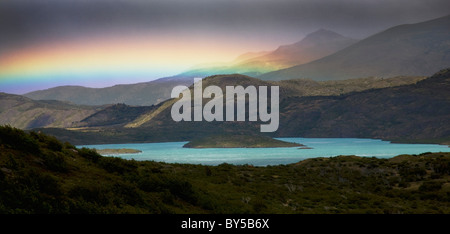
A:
[1,0,449,94]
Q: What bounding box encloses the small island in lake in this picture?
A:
[183,134,305,148]
[94,148,142,155]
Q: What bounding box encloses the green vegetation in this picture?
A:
[183,134,303,148]
[1,125,450,214]
[95,148,142,155]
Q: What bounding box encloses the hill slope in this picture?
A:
[260,15,450,81]
[1,126,450,214]
[24,76,194,106]
[30,69,448,145]
[75,103,157,127]
[130,71,447,142]
[0,93,100,129]
[274,68,450,142]
[134,69,450,144]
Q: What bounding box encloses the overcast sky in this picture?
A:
[1,0,449,52]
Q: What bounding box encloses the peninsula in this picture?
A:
[94,148,142,155]
[183,134,304,148]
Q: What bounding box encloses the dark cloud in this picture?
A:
[1,0,449,51]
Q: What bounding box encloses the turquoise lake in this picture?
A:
[79,138,450,166]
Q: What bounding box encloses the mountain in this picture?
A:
[274,68,450,142]
[74,103,157,128]
[131,70,450,143]
[179,29,357,77]
[3,74,423,133]
[260,14,450,81]
[0,92,101,129]
[24,76,195,106]
[35,69,449,145]
[239,29,358,71]
[122,74,425,130]
[0,93,159,129]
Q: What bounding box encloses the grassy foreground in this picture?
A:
[1,125,449,214]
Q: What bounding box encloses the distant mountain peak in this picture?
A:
[298,29,351,45]
[308,28,341,36]
[260,14,450,81]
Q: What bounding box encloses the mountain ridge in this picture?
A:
[259,14,450,81]
[24,76,195,106]
[30,68,450,145]
[0,92,101,129]
[180,29,357,78]
[1,75,425,130]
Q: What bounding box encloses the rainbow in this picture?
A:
[0,34,250,94]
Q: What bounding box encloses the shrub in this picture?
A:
[98,157,137,174]
[45,136,63,152]
[166,177,197,204]
[0,125,40,154]
[399,164,426,182]
[77,147,101,162]
[42,152,68,172]
[252,199,268,213]
[137,174,165,192]
[68,184,109,205]
[419,181,443,192]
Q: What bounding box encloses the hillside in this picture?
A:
[75,103,157,127]
[260,14,450,81]
[132,71,449,143]
[1,126,450,214]
[128,74,426,128]
[24,76,194,106]
[0,92,100,129]
[274,68,450,142]
[277,75,426,97]
[0,93,159,130]
[33,69,449,145]
[0,73,425,133]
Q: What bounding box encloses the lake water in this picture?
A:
[79,138,450,166]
